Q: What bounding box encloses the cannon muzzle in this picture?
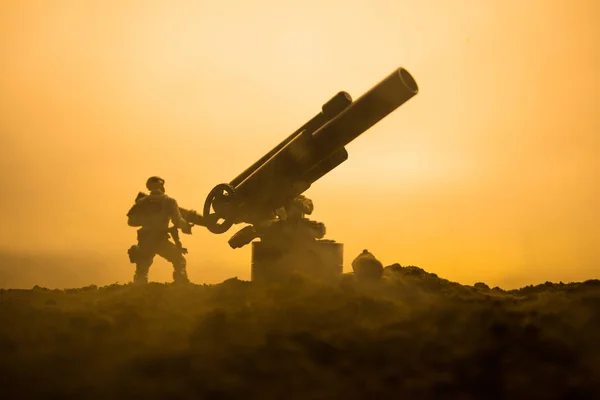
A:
[203,67,418,234]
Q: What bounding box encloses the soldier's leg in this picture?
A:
[134,242,156,284]
[134,260,152,284]
[157,240,189,283]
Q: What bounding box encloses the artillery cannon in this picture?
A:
[203,67,419,233]
[202,67,419,281]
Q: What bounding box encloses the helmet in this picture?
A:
[146,176,165,191]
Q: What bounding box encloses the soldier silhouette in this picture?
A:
[126,176,193,284]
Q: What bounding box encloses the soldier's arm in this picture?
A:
[167,198,192,232]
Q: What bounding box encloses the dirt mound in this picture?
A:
[0,270,599,399]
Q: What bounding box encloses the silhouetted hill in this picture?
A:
[0,265,598,399]
[0,251,115,289]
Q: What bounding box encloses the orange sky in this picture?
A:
[0,0,598,289]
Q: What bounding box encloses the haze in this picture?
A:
[0,0,598,289]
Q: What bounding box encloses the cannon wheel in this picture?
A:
[203,183,236,234]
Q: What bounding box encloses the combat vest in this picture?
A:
[127,193,172,231]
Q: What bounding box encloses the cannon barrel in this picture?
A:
[303,148,349,185]
[203,67,418,234]
[229,91,352,188]
[310,67,418,158]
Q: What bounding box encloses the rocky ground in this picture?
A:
[0,265,599,399]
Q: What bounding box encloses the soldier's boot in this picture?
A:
[172,258,190,284]
[134,273,148,284]
[173,269,190,284]
[133,262,151,284]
